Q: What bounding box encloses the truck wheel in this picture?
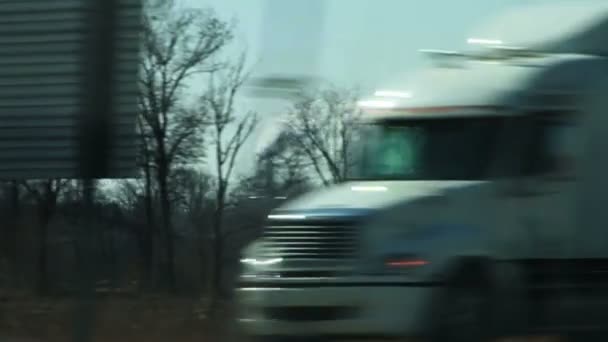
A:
[428,266,494,342]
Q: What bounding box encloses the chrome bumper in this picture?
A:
[235,278,437,338]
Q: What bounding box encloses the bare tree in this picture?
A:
[138,1,232,291]
[245,130,312,198]
[116,178,157,290]
[200,55,258,303]
[169,167,214,287]
[136,113,156,286]
[21,179,68,294]
[285,88,362,185]
[171,167,211,219]
[0,181,21,284]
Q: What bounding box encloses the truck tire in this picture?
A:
[428,260,495,342]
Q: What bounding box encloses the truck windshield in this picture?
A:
[350,117,506,180]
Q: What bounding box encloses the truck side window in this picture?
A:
[372,127,420,176]
[525,113,580,178]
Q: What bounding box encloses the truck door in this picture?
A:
[521,112,582,260]
[517,110,586,327]
[577,85,608,259]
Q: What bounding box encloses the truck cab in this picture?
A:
[237,3,608,341]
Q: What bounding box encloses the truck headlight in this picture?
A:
[240,257,283,266]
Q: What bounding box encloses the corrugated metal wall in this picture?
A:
[0,0,141,179]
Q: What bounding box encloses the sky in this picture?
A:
[189,0,550,86]
[181,0,602,176]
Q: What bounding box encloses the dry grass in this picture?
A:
[0,294,569,342]
[0,295,241,342]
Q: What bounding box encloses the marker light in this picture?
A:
[267,214,306,220]
[351,185,388,192]
[357,100,396,109]
[467,38,503,45]
[385,254,430,268]
[374,90,412,99]
[386,259,429,267]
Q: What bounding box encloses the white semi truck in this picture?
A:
[236,3,608,341]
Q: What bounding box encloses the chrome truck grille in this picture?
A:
[259,222,358,260]
[255,219,359,278]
